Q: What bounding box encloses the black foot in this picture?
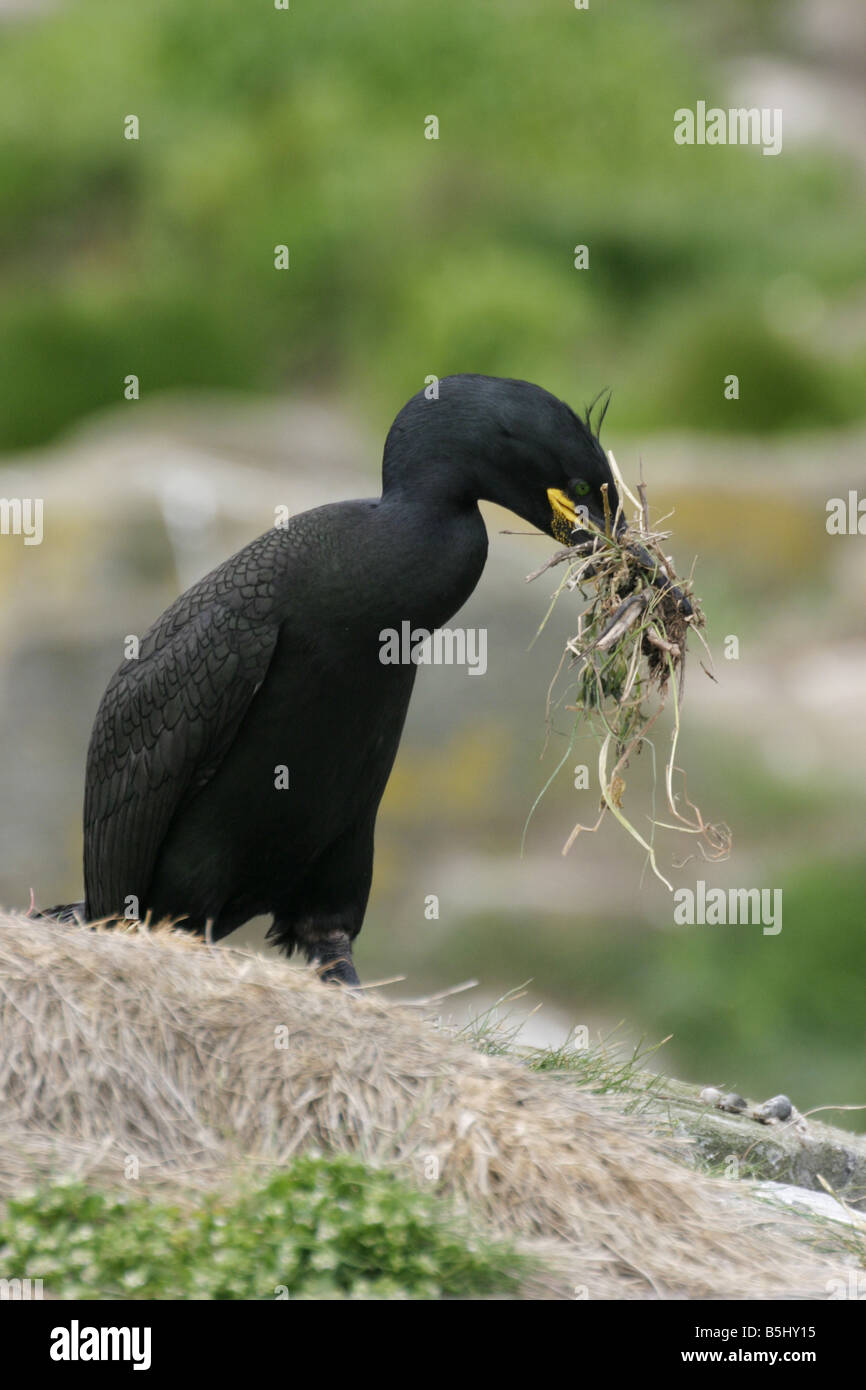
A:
[268,917,361,987]
[317,952,361,987]
[312,932,361,987]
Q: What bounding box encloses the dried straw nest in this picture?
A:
[0,915,852,1299]
[529,455,731,887]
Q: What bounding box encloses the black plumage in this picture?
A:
[79,374,626,983]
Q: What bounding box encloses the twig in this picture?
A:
[637,477,650,536]
[644,628,681,658]
[595,592,650,651]
[398,979,480,1006]
[525,544,591,583]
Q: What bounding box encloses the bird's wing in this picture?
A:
[84,553,281,920]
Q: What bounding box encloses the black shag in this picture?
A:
[71,374,673,983]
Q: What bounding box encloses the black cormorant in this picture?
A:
[76,374,659,983]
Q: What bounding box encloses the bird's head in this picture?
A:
[383,373,621,546]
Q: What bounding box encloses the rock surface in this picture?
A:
[632,1073,866,1207]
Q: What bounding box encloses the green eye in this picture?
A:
[572,479,591,497]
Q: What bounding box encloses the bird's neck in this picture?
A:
[374,488,489,631]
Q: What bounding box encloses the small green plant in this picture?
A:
[0,1155,525,1300]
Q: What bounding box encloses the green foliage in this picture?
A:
[0,1155,523,1299]
[0,0,863,448]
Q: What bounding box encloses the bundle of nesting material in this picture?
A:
[528,454,730,888]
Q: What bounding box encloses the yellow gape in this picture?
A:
[547,487,581,545]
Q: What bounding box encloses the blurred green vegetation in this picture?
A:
[0,0,864,449]
[0,1157,524,1299]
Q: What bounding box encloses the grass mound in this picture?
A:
[0,914,854,1298]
